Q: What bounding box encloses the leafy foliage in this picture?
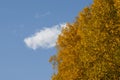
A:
[50,0,120,79]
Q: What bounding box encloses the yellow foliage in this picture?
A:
[50,0,120,80]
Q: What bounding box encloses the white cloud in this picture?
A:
[35,12,50,19]
[24,23,66,50]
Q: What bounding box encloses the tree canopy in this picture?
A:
[50,0,120,79]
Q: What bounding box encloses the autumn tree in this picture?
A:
[50,0,120,80]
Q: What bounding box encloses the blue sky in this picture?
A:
[0,0,92,80]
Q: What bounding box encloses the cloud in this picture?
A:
[24,23,66,50]
[35,12,50,19]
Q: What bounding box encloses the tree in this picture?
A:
[50,0,120,79]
